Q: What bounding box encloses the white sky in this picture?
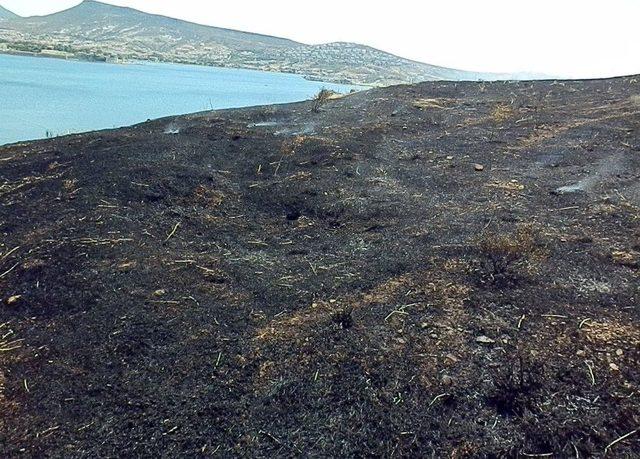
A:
[2,0,639,78]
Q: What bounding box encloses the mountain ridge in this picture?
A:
[16,0,299,49]
[36,0,301,45]
[0,0,522,85]
[0,4,18,20]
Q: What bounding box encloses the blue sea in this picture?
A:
[0,54,360,145]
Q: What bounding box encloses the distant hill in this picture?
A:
[0,5,18,20]
[0,0,521,85]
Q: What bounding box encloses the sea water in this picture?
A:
[0,54,360,145]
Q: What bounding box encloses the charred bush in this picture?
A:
[487,354,544,417]
[476,225,541,288]
[311,88,335,113]
[285,209,301,221]
[332,307,354,329]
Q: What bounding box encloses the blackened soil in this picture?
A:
[1,77,639,457]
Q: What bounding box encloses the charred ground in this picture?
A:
[1,77,639,457]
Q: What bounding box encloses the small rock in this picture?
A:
[616,349,624,356]
[576,350,586,357]
[118,261,137,271]
[6,295,22,305]
[446,156,454,161]
[420,322,429,329]
[610,363,620,372]
[474,164,485,172]
[476,336,495,344]
[144,190,166,201]
[552,184,583,195]
[445,353,459,364]
[441,375,454,386]
[153,289,166,297]
[430,333,438,339]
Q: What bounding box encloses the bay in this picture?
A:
[0,54,360,145]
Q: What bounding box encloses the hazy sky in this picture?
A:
[2,0,639,78]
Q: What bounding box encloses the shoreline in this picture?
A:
[0,53,365,146]
[0,48,372,87]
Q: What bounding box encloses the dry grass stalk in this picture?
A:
[311,88,335,113]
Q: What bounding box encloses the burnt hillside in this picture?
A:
[1,77,639,457]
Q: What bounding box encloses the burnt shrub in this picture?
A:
[487,354,544,417]
[476,225,542,288]
[311,88,336,113]
[332,307,354,329]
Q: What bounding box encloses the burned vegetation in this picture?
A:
[1,76,639,457]
[476,224,544,288]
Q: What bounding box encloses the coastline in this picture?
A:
[0,48,373,87]
[0,53,364,146]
